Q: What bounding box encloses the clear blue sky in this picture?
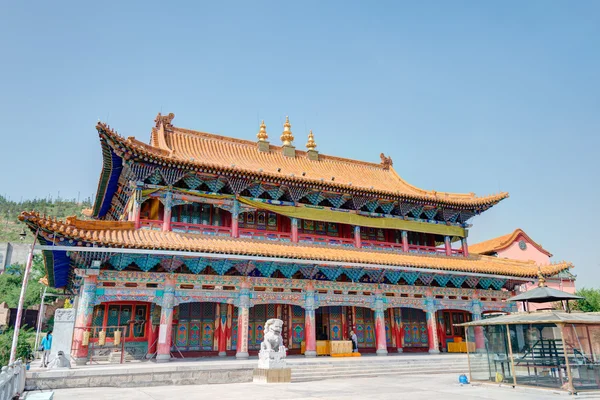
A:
[1,1,598,286]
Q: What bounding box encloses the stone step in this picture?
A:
[289,359,468,367]
[292,365,468,376]
[291,362,469,371]
[292,369,467,382]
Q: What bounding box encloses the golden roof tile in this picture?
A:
[20,212,570,279]
[97,119,509,207]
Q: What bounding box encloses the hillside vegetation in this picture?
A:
[0,195,91,243]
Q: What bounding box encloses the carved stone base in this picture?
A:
[74,357,88,366]
[282,145,296,158]
[253,368,291,383]
[257,141,270,153]
[155,354,171,363]
[258,348,287,369]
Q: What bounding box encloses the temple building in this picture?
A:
[19,113,573,364]
[470,229,576,311]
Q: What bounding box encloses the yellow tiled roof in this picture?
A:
[97,117,508,207]
[469,228,552,257]
[20,212,570,279]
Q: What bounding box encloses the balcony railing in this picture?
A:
[362,240,404,252]
[239,228,292,242]
[140,219,162,230]
[139,220,466,256]
[298,234,355,248]
[171,221,232,236]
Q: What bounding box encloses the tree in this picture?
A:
[0,254,59,309]
[572,288,600,312]
[0,327,34,366]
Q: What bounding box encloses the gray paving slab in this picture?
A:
[37,373,579,400]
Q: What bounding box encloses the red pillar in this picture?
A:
[341,307,348,340]
[426,305,440,354]
[461,237,469,257]
[444,236,452,257]
[394,309,403,353]
[354,226,362,248]
[156,277,176,362]
[304,284,317,357]
[130,188,142,229]
[472,311,485,352]
[226,304,233,351]
[147,324,158,358]
[162,192,172,232]
[217,304,227,356]
[231,198,240,238]
[374,296,388,356]
[133,202,141,229]
[236,307,249,359]
[304,307,316,357]
[291,218,299,243]
[401,230,408,252]
[73,275,98,365]
[236,281,251,359]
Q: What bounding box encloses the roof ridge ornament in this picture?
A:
[257,120,268,142]
[257,120,270,153]
[306,130,317,150]
[281,116,296,157]
[537,267,547,287]
[281,116,294,146]
[380,153,393,170]
[155,112,175,129]
[306,129,319,161]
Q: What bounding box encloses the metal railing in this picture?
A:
[0,360,26,400]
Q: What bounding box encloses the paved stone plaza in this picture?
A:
[41,374,573,400]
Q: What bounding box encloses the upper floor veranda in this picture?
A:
[128,186,470,258]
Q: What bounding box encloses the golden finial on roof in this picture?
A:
[306,130,317,150]
[281,116,294,146]
[537,267,547,287]
[257,120,268,142]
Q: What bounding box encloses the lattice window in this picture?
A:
[190,302,202,318]
[292,305,304,318]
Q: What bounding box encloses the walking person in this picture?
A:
[350,329,358,353]
[41,330,53,367]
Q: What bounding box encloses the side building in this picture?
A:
[19,113,572,364]
[470,228,576,310]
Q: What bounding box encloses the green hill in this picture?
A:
[0,195,92,243]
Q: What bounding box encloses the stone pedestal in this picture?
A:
[253,319,291,383]
[52,308,75,364]
[254,348,291,383]
[257,348,287,369]
[253,368,291,383]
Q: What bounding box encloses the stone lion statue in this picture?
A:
[261,318,284,352]
[48,350,71,369]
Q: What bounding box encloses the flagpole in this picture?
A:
[9,228,39,364]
